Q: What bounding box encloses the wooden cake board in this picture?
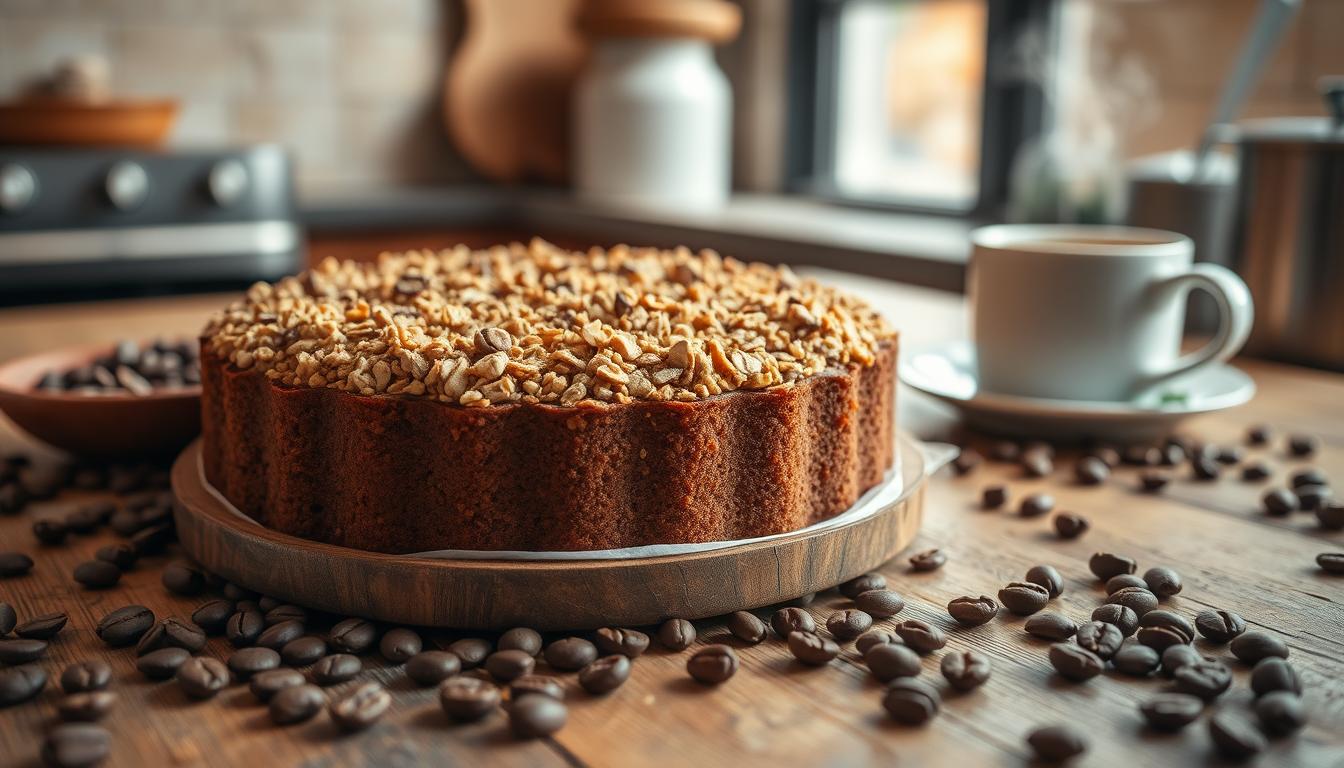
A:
[171,434,927,631]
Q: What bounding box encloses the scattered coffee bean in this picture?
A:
[1173,658,1232,701]
[1024,564,1064,598]
[263,605,308,627]
[57,691,117,722]
[1022,449,1053,478]
[1262,488,1298,516]
[486,649,537,682]
[509,693,567,738]
[1160,645,1202,678]
[1194,609,1246,643]
[270,683,326,725]
[96,605,153,647]
[0,551,34,578]
[225,609,264,648]
[687,645,738,685]
[137,647,191,680]
[1296,484,1333,511]
[990,441,1021,462]
[0,484,27,516]
[190,600,234,636]
[1112,644,1160,676]
[1052,513,1089,539]
[1317,552,1344,574]
[60,661,111,695]
[892,619,946,654]
[908,548,947,572]
[227,647,281,681]
[1209,711,1267,760]
[1027,724,1088,762]
[865,643,921,682]
[1191,454,1221,480]
[727,611,768,644]
[130,523,174,557]
[394,651,457,687]
[947,595,998,627]
[33,519,69,545]
[998,582,1050,616]
[1136,625,1189,652]
[1074,621,1123,659]
[882,678,941,725]
[1250,657,1301,697]
[593,627,648,658]
[160,618,207,653]
[1289,467,1327,488]
[1124,445,1162,466]
[1049,643,1104,682]
[1,601,18,634]
[1107,586,1159,617]
[161,562,207,596]
[1138,609,1196,643]
[788,631,839,666]
[1140,693,1203,731]
[1019,493,1055,518]
[952,448,982,475]
[1231,631,1289,664]
[177,657,229,700]
[511,675,565,702]
[1141,567,1182,599]
[1088,552,1136,581]
[1091,605,1138,637]
[1139,470,1171,493]
[0,665,47,707]
[15,611,67,640]
[330,681,391,732]
[72,560,121,589]
[981,485,1009,510]
[441,676,501,721]
[657,618,696,651]
[249,668,306,702]
[495,627,542,656]
[1074,457,1109,486]
[855,629,900,656]
[839,572,886,598]
[1287,434,1318,457]
[257,619,306,652]
[311,654,362,686]
[545,637,598,672]
[579,655,631,694]
[446,638,492,671]
[328,618,377,654]
[1241,461,1271,482]
[1246,424,1272,445]
[854,589,905,618]
[940,650,991,691]
[0,637,47,664]
[1256,691,1307,736]
[1105,574,1146,593]
[771,606,817,637]
[825,609,873,640]
[281,636,328,667]
[42,723,111,768]
[1215,445,1244,465]
[1089,446,1122,468]
[1025,613,1078,641]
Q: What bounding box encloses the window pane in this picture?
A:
[832,0,987,208]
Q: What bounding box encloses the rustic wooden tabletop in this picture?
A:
[0,272,1341,767]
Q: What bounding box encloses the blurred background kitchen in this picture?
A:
[0,0,1340,366]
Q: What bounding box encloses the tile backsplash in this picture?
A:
[0,0,473,194]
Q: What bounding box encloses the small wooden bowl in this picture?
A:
[0,99,179,147]
[0,343,200,459]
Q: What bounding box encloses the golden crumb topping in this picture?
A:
[202,240,895,407]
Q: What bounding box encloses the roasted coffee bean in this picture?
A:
[1024,564,1064,598]
[446,638,491,670]
[1075,621,1123,659]
[1112,644,1160,676]
[327,618,377,654]
[951,448,982,475]
[1027,725,1088,762]
[947,595,998,627]
[882,678,941,725]
[191,600,234,636]
[908,548,947,572]
[687,645,738,685]
[854,589,904,619]
[940,650,991,691]
[72,560,120,589]
[998,582,1050,616]
[1074,457,1109,486]
[60,661,111,694]
[990,440,1021,462]
[94,543,137,571]
[1107,586,1159,617]
[855,629,900,656]
[42,723,111,768]
[1091,605,1138,638]
[16,611,67,640]
[1246,424,1272,445]
[1231,631,1289,664]
[593,627,649,658]
[0,664,47,706]
[1049,643,1104,681]
[893,619,946,654]
[509,693,567,738]
[330,681,391,732]
[1124,445,1162,466]
[263,605,308,627]
[311,653,362,686]
[1137,625,1189,652]
[1089,446,1122,468]
[1297,484,1333,511]
[1160,645,1202,678]
[0,637,47,663]
[1173,658,1232,701]
[1139,470,1171,493]
[1019,493,1055,518]
[1241,461,1272,482]
[1142,567,1182,599]
[770,606,816,637]
[1191,454,1221,480]
[982,485,1008,509]
[227,647,281,681]
[1318,552,1344,574]
[545,637,598,672]
[1025,612,1078,641]
[1287,434,1318,457]
[486,649,537,682]
[129,523,174,557]
[1262,488,1298,516]
[1140,609,1195,643]
[1198,610,1247,645]
[511,675,565,702]
[1022,449,1053,478]
[162,618,207,653]
[1289,467,1327,488]
[249,668,305,702]
[1209,711,1267,760]
[499,627,544,656]
[1052,513,1089,539]
[0,484,27,516]
[281,636,328,667]
[0,551,34,577]
[58,691,117,722]
[134,622,167,655]
[1088,552,1136,581]
[440,678,502,725]
[177,657,229,700]
[1140,693,1205,732]
[1256,691,1307,736]
[839,572,886,598]
[0,601,16,635]
[788,631,839,666]
[1215,445,1244,465]
[225,609,264,648]
[107,509,144,537]
[657,618,696,651]
[727,611,768,644]
[96,605,153,647]
[1250,658,1302,697]
[33,519,69,545]
[137,647,191,680]
[865,642,921,682]
[270,683,326,725]
[1106,574,1147,594]
[405,651,461,687]
[160,562,206,596]
[257,619,307,652]
[824,609,872,640]
[579,655,631,694]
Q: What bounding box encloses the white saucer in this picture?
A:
[898,340,1256,441]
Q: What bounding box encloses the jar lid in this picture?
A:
[578,0,741,44]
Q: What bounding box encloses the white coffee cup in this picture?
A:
[968,225,1253,402]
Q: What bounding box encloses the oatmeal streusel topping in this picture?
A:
[202,240,895,407]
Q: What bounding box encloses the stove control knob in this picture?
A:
[105,160,149,210]
[206,159,249,207]
[0,163,37,214]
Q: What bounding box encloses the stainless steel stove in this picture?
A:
[0,145,303,302]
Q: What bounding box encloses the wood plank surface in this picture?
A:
[1,272,1341,768]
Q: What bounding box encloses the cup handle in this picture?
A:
[1148,263,1254,386]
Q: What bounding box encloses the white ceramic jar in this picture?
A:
[573,37,732,210]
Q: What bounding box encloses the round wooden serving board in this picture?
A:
[172,435,926,631]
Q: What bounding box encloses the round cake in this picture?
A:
[200,240,897,553]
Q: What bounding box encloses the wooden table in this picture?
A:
[1,272,1341,768]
